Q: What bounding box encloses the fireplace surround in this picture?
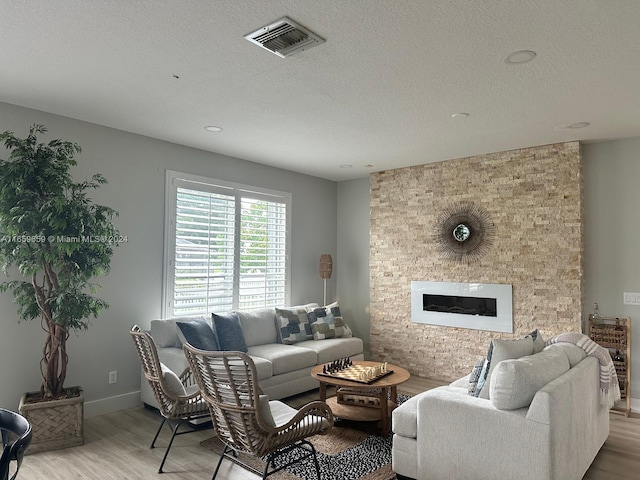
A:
[411,281,513,333]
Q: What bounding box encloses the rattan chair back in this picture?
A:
[183,348,274,455]
[183,345,333,476]
[129,325,210,473]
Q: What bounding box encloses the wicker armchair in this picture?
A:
[130,325,210,473]
[0,409,31,480]
[183,345,333,480]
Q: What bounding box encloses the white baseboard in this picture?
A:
[84,390,142,418]
[630,397,640,414]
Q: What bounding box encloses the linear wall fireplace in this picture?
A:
[411,281,513,333]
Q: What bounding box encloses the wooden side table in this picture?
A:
[310,360,410,437]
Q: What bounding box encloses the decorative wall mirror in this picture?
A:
[433,201,495,263]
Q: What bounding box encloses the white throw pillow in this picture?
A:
[258,395,276,427]
[490,347,570,410]
[160,362,186,396]
[478,336,535,399]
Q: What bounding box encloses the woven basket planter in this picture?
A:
[18,386,84,454]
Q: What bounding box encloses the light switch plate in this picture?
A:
[623,292,640,305]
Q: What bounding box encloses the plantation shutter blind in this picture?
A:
[166,172,290,318]
[239,196,287,309]
[174,187,235,316]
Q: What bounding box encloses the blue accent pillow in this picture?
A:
[176,318,220,351]
[212,312,248,352]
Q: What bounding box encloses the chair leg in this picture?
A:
[211,444,229,480]
[310,442,321,480]
[262,456,272,479]
[261,440,320,480]
[150,417,167,449]
[158,419,185,473]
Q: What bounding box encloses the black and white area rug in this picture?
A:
[200,394,410,480]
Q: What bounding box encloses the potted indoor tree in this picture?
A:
[0,124,119,453]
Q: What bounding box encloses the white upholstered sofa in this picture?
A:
[141,303,364,408]
[392,340,610,480]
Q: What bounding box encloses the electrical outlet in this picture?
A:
[623,292,640,305]
[108,370,117,384]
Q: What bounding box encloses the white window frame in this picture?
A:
[162,170,291,317]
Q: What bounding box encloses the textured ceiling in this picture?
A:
[1,1,639,181]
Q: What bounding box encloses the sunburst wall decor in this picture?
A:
[433,201,495,263]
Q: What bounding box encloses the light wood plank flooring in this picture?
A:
[17,377,640,479]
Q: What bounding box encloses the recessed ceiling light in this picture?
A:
[363,164,374,168]
[339,164,353,169]
[504,50,537,64]
[555,122,591,130]
[451,113,470,118]
[204,125,223,132]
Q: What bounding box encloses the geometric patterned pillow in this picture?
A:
[468,357,486,396]
[276,307,313,345]
[307,301,353,340]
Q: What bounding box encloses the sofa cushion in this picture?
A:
[247,343,317,375]
[544,343,587,367]
[248,355,273,380]
[276,307,313,344]
[236,308,278,347]
[490,347,570,410]
[295,337,364,364]
[213,312,248,352]
[176,317,220,351]
[150,319,184,348]
[269,399,317,428]
[477,336,534,399]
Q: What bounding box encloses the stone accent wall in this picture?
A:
[369,142,583,381]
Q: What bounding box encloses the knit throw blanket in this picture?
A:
[545,332,621,408]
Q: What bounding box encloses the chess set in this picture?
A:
[317,358,394,384]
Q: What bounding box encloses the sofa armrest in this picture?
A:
[415,387,551,480]
[526,356,609,479]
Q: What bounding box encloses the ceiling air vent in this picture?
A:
[244,17,325,58]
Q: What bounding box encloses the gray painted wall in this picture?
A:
[336,178,371,356]
[0,102,337,414]
[583,138,640,405]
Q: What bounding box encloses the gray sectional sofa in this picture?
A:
[140,303,364,408]
[392,340,610,480]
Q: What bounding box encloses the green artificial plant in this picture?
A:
[0,124,119,400]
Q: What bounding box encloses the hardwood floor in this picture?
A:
[17,377,640,479]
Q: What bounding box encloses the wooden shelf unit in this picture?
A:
[588,315,631,416]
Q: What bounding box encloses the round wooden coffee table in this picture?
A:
[310,360,410,437]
